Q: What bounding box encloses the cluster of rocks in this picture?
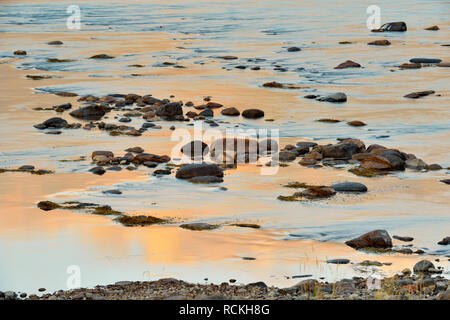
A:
[8,272,449,300]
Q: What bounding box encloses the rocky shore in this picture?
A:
[3,261,449,300]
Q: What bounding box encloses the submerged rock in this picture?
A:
[180,223,219,231]
[316,92,347,103]
[188,176,223,183]
[404,90,435,99]
[393,235,414,242]
[115,215,166,226]
[371,21,407,32]
[334,60,361,69]
[90,54,114,59]
[37,201,61,211]
[345,229,393,249]
[368,39,391,46]
[327,259,350,264]
[300,186,336,199]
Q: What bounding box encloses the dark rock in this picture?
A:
[345,229,393,249]
[334,60,361,69]
[371,21,407,32]
[132,153,170,164]
[125,147,144,154]
[102,189,122,195]
[242,109,264,119]
[409,58,442,64]
[142,161,158,168]
[347,120,366,127]
[316,92,347,103]
[14,50,27,55]
[34,117,68,129]
[278,151,297,162]
[438,237,450,245]
[180,223,218,231]
[424,25,439,31]
[89,166,106,175]
[221,107,240,116]
[119,117,131,123]
[246,282,267,288]
[153,169,171,175]
[413,260,435,274]
[404,90,435,99]
[18,165,35,171]
[393,235,414,242]
[287,47,301,52]
[69,105,106,120]
[368,39,391,46]
[301,186,336,199]
[48,40,63,45]
[331,182,367,193]
[322,142,361,159]
[155,102,183,119]
[188,176,224,183]
[440,179,450,185]
[360,156,393,170]
[327,259,350,264]
[176,163,223,179]
[199,109,213,117]
[181,141,209,158]
[90,54,114,59]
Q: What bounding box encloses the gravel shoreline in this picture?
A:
[3,272,449,300]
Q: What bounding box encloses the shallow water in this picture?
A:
[0,0,449,294]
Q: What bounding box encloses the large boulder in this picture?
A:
[69,105,106,120]
[155,102,183,119]
[413,260,435,274]
[345,229,393,249]
[175,163,223,179]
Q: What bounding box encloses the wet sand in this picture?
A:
[0,0,449,297]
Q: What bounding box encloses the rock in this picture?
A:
[301,186,336,199]
[296,142,317,149]
[371,21,407,32]
[18,165,35,171]
[102,189,122,195]
[399,63,421,69]
[334,60,361,69]
[322,142,361,159]
[331,182,367,193]
[347,120,366,127]
[37,201,61,211]
[206,102,223,109]
[175,163,223,179]
[437,62,450,67]
[437,288,450,300]
[360,260,383,267]
[221,107,240,116]
[425,164,442,171]
[440,179,450,185]
[242,109,264,119]
[413,260,435,274]
[360,156,393,170]
[92,151,114,160]
[424,25,439,31]
[404,90,435,99]
[125,147,144,154]
[90,54,114,59]
[69,105,106,120]
[199,109,213,117]
[153,169,171,175]
[438,237,450,245]
[48,40,63,45]
[185,111,198,118]
[293,279,320,294]
[327,259,350,264]
[217,55,238,60]
[409,58,442,64]
[180,223,218,231]
[287,46,301,52]
[14,50,27,55]
[393,235,414,242]
[368,39,391,46]
[34,117,68,129]
[278,151,297,162]
[345,229,393,249]
[316,92,347,103]
[142,161,158,168]
[132,153,170,164]
[89,166,106,175]
[405,158,427,170]
[155,102,183,119]
[181,141,209,159]
[119,117,131,123]
[188,176,223,183]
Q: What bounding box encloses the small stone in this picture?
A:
[327,259,350,264]
[242,109,264,119]
[393,235,414,242]
[368,39,391,46]
[287,46,301,52]
[334,60,361,69]
[438,237,450,245]
[180,223,219,231]
[331,182,367,193]
[89,166,106,175]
